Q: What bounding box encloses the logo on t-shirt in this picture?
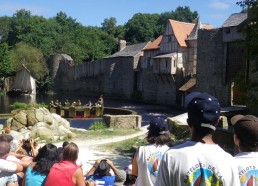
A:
[239,166,258,186]
[184,163,223,186]
[147,151,163,177]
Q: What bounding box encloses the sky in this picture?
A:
[0,0,242,28]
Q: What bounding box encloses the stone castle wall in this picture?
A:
[196,28,231,106]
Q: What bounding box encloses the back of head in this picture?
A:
[63,142,79,163]
[0,134,13,143]
[34,143,58,175]
[146,117,171,145]
[231,114,258,152]
[34,143,58,162]
[62,141,69,148]
[185,92,221,133]
[0,142,10,158]
[94,160,111,176]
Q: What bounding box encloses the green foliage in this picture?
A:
[10,42,48,79]
[10,102,28,109]
[0,43,14,78]
[169,120,190,140]
[88,122,107,130]
[100,136,148,154]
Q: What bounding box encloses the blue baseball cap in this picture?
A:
[185,92,221,130]
[148,117,169,134]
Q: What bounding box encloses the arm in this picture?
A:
[0,159,23,172]
[106,159,126,182]
[131,148,139,177]
[29,139,38,157]
[15,139,24,154]
[86,159,100,177]
[72,168,87,186]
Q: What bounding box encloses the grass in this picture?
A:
[97,135,148,154]
[71,127,142,141]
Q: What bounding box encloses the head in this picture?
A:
[63,142,79,163]
[0,134,13,143]
[185,92,221,137]
[0,142,10,159]
[94,160,111,176]
[62,141,69,148]
[33,143,58,175]
[231,115,258,152]
[146,117,171,145]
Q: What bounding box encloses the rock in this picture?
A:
[27,110,38,126]
[30,126,54,140]
[13,111,27,126]
[35,108,45,122]
[11,119,25,131]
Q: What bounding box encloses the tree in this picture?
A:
[124,13,161,44]
[101,17,117,36]
[237,0,258,114]
[0,43,13,78]
[10,42,48,80]
[0,16,12,42]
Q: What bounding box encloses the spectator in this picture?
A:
[24,143,58,186]
[45,142,93,186]
[156,92,240,186]
[97,95,104,113]
[131,117,171,186]
[0,141,23,186]
[231,114,258,185]
[86,159,126,185]
[15,139,38,158]
[57,141,69,161]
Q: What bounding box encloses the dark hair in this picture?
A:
[0,142,10,158]
[234,129,258,152]
[62,141,69,148]
[188,118,217,138]
[146,131,171,146]
[33,143,58,175]
[22,140,32,153]
[63,142,79,163]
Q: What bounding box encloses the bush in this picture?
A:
[88,122,107,130]
[10,102,28,109]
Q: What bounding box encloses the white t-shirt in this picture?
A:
[156,141,240,186]
[234,151,258,185]
[0,159,17,172]
[135,144,169,186]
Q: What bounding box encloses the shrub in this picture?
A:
[88,122,107,130]
[10,102,28,109]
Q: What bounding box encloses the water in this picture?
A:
[0,94,184,128]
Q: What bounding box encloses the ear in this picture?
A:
[187,118,192,128]
[233,134,240,146]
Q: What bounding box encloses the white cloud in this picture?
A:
[0,2,50,16]
[208,0,230,10]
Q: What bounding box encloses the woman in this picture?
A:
[132,117,172,186]
[45,142,93,186]
[24,143,58,186]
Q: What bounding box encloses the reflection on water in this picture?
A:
[0,94,184,126]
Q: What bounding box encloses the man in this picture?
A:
[0,141,23,186]
[156,92,239,186]
[231,114,258,185]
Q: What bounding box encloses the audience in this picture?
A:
[156,92,240,186]
[15,139,38,158]
[23,143,58,186]
[132,117,171,186]
[231,114,258,185]
[45,142,93,186]
[0,141,23,186]
[86,159,126,185]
